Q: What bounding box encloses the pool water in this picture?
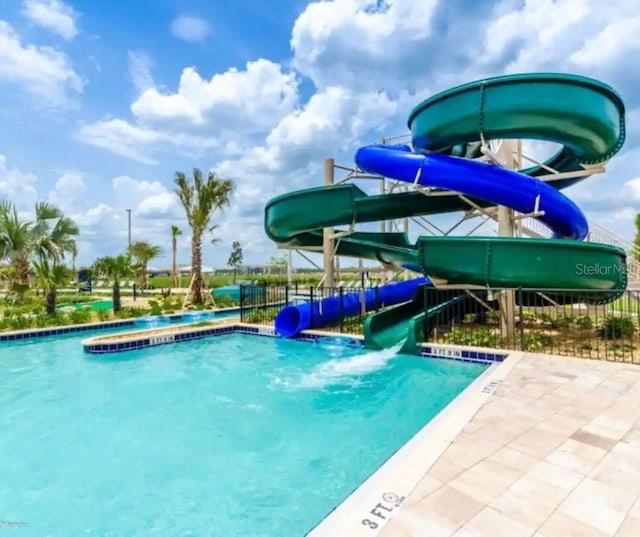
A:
[0,331,486,536]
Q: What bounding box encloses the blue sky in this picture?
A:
[1,0,639,270]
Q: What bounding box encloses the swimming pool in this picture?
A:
[0,330,486,536]
[133,308,239,327]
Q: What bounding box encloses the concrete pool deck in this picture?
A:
[371,352,640,537]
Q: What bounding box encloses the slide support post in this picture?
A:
[496,139,520,341]
[323,158,335,289]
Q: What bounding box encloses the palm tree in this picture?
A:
[92,255,135,313]
[635,213,640,262]
[31,202,79,262]
[128,240,162,290]
[0,200,32,284]
[174,168,233,304]
[32,258,72,314]
[0,200,78,287]
[170,225,182,287]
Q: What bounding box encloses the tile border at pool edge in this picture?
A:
[0,320,136,342]
[80,324,507,364]
[305,351,522,537]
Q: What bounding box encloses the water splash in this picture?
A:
[295,340,406,389]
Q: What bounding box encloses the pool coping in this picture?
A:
[0,308,242,343]
[306,350,520,537]
[79,321,509,364]
[0,319,137,341]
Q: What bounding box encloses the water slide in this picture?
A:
[275,277,428,338]
[266,73,628,347]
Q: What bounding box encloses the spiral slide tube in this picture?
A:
[274,277,428,338]
[265,73,628,347]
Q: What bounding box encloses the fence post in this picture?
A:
[309,286,315,329]
[423,285,430,342]
[339,287,344,333]
[285,284,289,307]
[517,287,524,350]
[240,284,244,322]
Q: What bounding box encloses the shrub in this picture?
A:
[7,315,33,330]
[599,316,636,340]
[442,327,500,348]
[69,310,92,325]
[520,311,539,326]
[575,315,594,331]
[115,309,134,319]
[33,314,51,328]
[550,314,574,329]
[215,294,235,308]
[522,333,555,352]
[611,343,636,357]
[97,310,111,322]
[148,300,162,316]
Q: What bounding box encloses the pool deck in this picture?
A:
[371,352,640,537]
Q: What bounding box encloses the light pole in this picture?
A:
[126,209,132,249]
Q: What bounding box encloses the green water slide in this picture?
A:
[363,285,493,352]
[264,73,628,349]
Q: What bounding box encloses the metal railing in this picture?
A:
[424,287,640,363]
[239,284,380,334]
[240,284,640,363]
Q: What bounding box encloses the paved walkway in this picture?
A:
[379,354,640,537]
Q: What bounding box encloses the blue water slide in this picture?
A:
[274,277,429,338]
[354,144,589,240]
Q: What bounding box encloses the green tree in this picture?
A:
[174,168,233,304]
[0,200,32,285]
[0,200,78,288]
[128,240,162,290]
[635,214,640,262]
[92,255,135,313]
[267,254,287,274]
[32,258,72,315]
[170,225,182,287]
[227,241,243,283]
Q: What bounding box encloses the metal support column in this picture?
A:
[495,139,520,341]
[323,158,335,288]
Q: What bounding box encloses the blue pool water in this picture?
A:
[0,330,486,536]
[133,309,240,327]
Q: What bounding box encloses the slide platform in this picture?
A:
[265,73,628,347]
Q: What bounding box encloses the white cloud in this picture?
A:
[623,177,640,200]
[0,154,38,209]
[21,0,78,40]
[112,175,180,218]
[80,60,299,163]
[132,60,299,132]
[291,0,439,91]
[170,15,210,42]
[127,50,154,94]
[478,0,640,88]
[68,0,640,256]
[77,119,169,165]
[71,177,186,263]
[48,171,85,209]
[570,15,640,73]
[0,21,83,105]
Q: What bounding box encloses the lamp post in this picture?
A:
[126,209,132,249]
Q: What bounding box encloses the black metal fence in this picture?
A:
[239,283,380,334]
[424,287,640,363]
[240,283,640,362]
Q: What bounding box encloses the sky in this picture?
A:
[1,0,640,270]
